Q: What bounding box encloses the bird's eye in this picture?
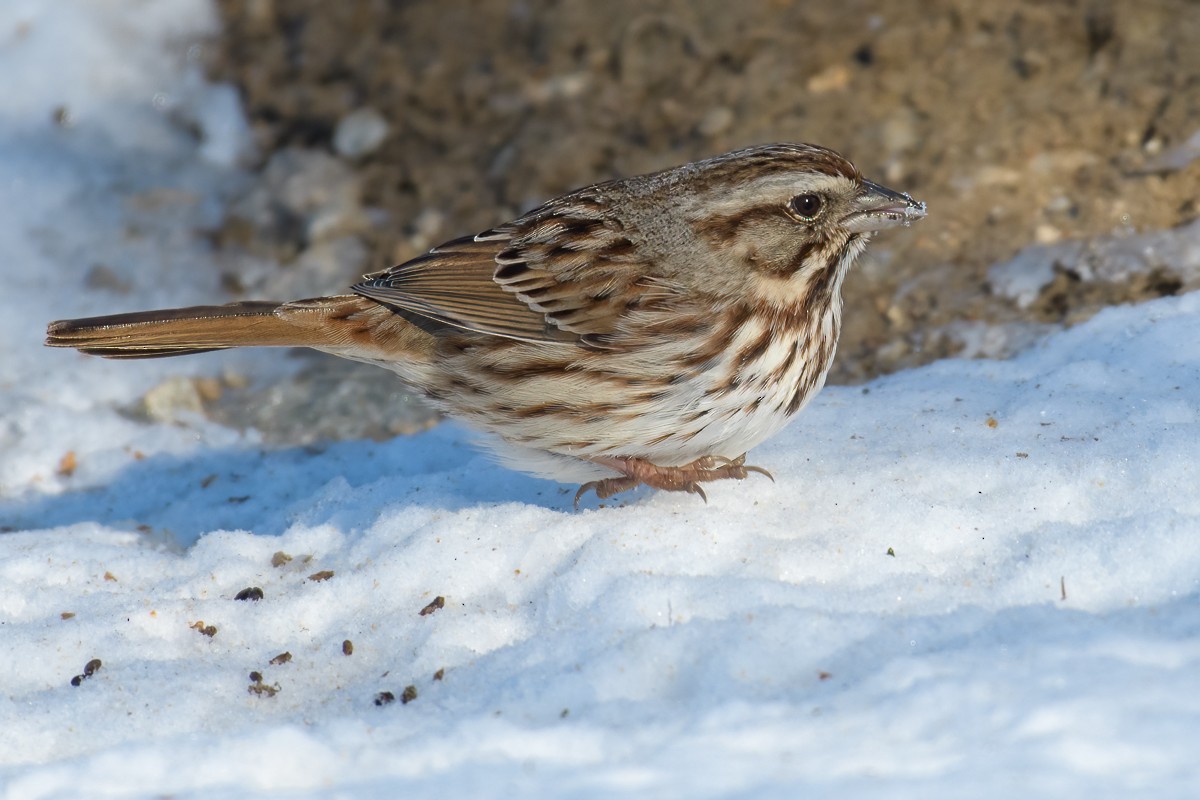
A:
[787,193,823,220]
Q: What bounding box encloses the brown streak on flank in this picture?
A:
[477,359,647,396]
[677,426,705,444]
[447,376,476,394]
[716,303,754,351]
[450,371,525,400]
[776,340,801,375]
[584,402,622,415]
[705,368,743,397]
[637,313,711,337]
[687,427,708,443]
[676,303,750,370]
[784,340,837,415]
[512,403,569,419]
[441,370,494,397]
[581,370,646,390]
[647,430,677,446]
[477,358,573,378]
[784,379,812,416]
[724,302,753,333]
[677,347,719,371]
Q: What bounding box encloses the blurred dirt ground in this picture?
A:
[197,0,1200,441]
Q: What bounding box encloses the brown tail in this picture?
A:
[45,296,405,360]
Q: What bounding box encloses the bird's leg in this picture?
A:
[574,454,774,507]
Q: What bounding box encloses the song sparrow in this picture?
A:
[47,144,926,503]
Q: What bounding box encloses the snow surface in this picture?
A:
[2,3,1199,798]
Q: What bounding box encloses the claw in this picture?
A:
[571,453,774,508]
[574,476,641,508]
[573,483,596,509]
[728,453,772,482]
[744,465,775,482]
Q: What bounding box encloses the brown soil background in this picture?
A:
[201,0,1200,441]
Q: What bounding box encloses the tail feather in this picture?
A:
[47,301,324,359]
[48,295,438,367]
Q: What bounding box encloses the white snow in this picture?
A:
[988,219,1200,309]
[2,3,1199,798]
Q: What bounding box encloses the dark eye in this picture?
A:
[788,193,823,220]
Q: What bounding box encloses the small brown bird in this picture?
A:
[47,144,926,503]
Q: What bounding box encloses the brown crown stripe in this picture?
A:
[698,144,861,183]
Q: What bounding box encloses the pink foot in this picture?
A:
[574,454,773,507]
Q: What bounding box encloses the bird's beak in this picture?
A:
[842,179,927,234]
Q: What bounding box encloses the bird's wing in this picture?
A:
[352,193,672,345]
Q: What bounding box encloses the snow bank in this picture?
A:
[1,3,1198,798]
